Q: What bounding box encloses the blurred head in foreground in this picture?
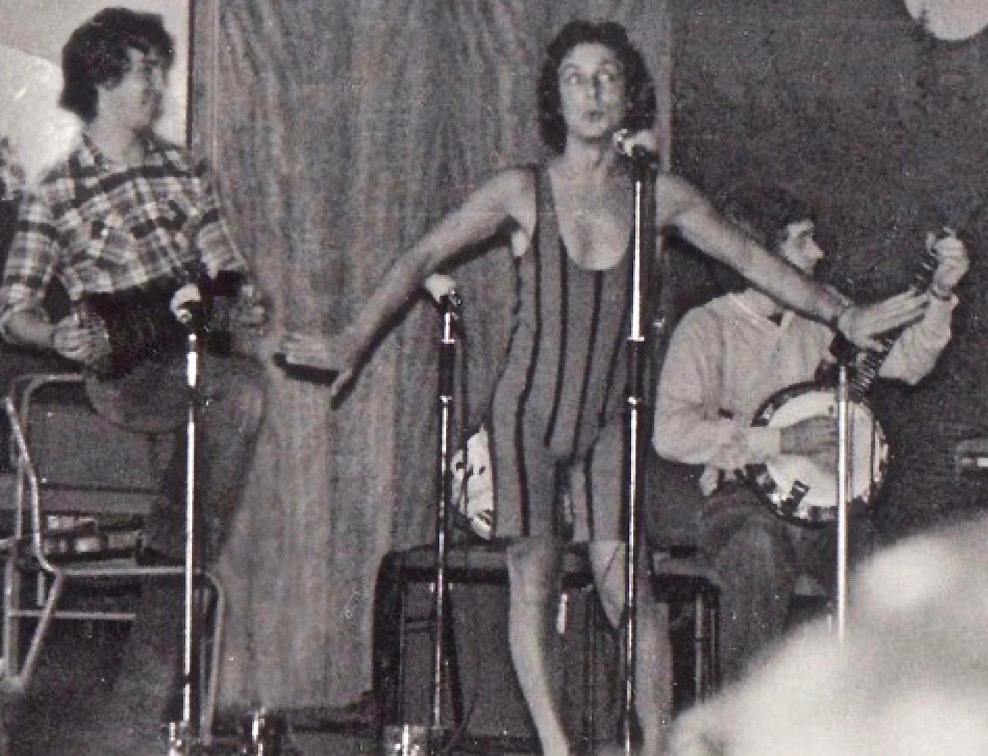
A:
[670,512,988,756]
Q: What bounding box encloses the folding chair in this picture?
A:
[0,371,225,740]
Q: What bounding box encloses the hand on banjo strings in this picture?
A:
[779,415,838,458]
[836,290,928,351]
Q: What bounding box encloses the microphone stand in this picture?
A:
[621,155,658,754]
[429,294,459,755]
[168,319,206,755]
[834,362,851,643]
[826,333,857,645]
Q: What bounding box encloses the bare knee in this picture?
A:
[507,537,563,603]
[590,540,664,630]
[590,540,626,627]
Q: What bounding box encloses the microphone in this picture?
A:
[613,128,661,165]
[443,289,464,313]
[171,282,205,329]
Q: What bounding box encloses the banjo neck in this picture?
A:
[840,247,939,400]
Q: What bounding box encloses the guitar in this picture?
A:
[81,271,245,434]
[747,246,939,526]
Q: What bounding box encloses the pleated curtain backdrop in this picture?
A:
[189,0,670,709]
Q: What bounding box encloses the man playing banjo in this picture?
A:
[652,183,968,684]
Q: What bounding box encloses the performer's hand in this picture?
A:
[780,416,838,457]
[423,274,457,304]
[52,314,111,368]
[837,290,928,350]
[926,229,969,298]
[614,128,659,156]
[279,331,357,398]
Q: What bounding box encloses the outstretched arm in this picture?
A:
[656,175,928,349]
[281,168,529,396]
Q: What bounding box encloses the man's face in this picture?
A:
[778,219,825,275]
[98,47,168,131]
[558,42,627,145]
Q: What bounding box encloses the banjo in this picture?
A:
[747,247,939,526]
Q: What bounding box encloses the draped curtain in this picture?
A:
[190,0,670,708]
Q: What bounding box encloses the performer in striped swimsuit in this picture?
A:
[487,163,633,543]
[282,20,928,755]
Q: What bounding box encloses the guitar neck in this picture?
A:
[848,248,938,398]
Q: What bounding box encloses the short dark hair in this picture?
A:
[720,183,817,255]
[711,183,817,294]
[60,7,175,123]
[537,20,656,154]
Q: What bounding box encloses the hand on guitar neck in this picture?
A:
[837,228,967,351]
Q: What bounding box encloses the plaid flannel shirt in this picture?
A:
[0,132,247,328]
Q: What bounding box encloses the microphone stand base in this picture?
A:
[167,708,288,755]
[380,724,453,756]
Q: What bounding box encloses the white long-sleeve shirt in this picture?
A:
[653,289,954,493]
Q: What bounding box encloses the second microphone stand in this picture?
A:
[621,155,658,754]
[429,293,460,755]
[834,362,852,643]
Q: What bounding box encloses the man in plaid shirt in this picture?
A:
[0,9,266,753]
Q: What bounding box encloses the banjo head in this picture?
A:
[748,383,889,526]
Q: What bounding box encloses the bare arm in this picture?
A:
[656,175,928,349]
[281,168,531,392]
[3,309,54,351]
[4,308,110,367]
[657,175,844,317]
[348,170,526,348]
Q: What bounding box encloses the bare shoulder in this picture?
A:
[655,172,714,226]
[480,166,537,237]
[487,166,536,206]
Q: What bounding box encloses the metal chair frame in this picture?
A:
[0,372,224,740]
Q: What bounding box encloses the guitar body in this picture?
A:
[747,381,889,526]
[82,272,243,434]
[85,353,189,434]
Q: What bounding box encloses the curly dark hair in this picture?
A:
[537,20,656,154]
[712,183,818,293]
[60,7,175,123]
[719,183,817,254]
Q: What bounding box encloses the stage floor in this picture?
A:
[1,618,542,755]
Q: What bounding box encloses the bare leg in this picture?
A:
[506,536,570,755]
[591,540,672,756]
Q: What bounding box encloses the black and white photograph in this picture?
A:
[0,1,987,754]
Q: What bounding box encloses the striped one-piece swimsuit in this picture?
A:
[488,165,633,540]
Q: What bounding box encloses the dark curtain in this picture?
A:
[190,0,671,708]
